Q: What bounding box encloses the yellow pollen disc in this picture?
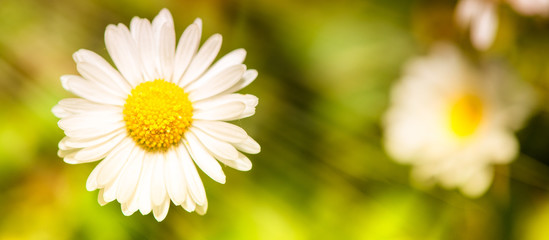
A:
[448,93,483,138]
[123,79,193,152]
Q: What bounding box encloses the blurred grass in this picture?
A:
[1,0,549,239]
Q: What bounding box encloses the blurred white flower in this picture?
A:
[508,0,549,16]
[53,9,260,221]
[455,0,549,50]
[455,0,498,51]
[383,44,533,197]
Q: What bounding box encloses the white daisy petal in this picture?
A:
[190,127,239,161]
[105,23,142,87]
[62,128,126,149]
[152,8,173,31]
[122,186,140,216]
[58,149,78,160]
[130,16,143,40]
[153,196,170,222]
[152,9,176,81]
[192,94,255,110]
[233,136,261,154]
[103,174,121,203]
[192,94,258,121]
[130,17,158,81]
[86,164,101,191]
[137,155,154,215]
[58,111,122,132]
[70,131,127,163]
[96,138,134,187]
[216,152,253,171]
[151,154,168,206]
[197,48,247,84]
[194,18,202,31]
[181,194,196,212]
[73,49,132,94]
[461,166,493,197]
[121,202,136,216]
[177,145,207,206]
[184,131,226,184]
[52,105,70,118]
[173,21,201,85]
[60,75,124,106]
[63,120,125,140]
[164,149,187,205]
[58,138,70,151]
[157,23,176,81]
[187,64,246,102]
[53,98,121,117]
[239,108,256,120]
[98,189,108,206]
[485,131,518,164]
[63,132,126,165]
[222,69,258,94]
[192,120,248,143]
[192,101,246,121]
[195,198,208,215]
[117,148,145,204]
[238,95,259,120]
[179,34,223,87]
[61,152,80,164]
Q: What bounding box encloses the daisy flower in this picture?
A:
[455,0,549,51]
[383,43,532,197]
[455,0,498,51]
[52,9,260,221]
[507,0,549,17]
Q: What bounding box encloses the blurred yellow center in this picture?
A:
[449,94,483,138]
[123,79,193,151]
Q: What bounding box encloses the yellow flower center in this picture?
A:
[448,93,483,138]
[123,79,193,152]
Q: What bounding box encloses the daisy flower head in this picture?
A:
[455,0,498,51]
[53,9,260,221]
[455,0,549,51]
[383,43,532,197]
[507,0,549,17]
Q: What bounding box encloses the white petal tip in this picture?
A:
[139,208,152,215]
[254,146,261,154]
[63,158,79,164]
[60,75,71,90]
[214,175,226,184]
[212,33,222,42]
[234,48,247,59]
[122,208,136,216]
[105,24,118,34]
[98,194,108,206]
[240,167,252,172]
[245,69,258,79]
[72,49,84,62]
[51,105,63,118]
[153,207,169,222]
[234,160,252,171]
[159,8,171,15]
[196,204,208,215]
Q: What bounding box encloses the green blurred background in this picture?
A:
[2,0,549,239]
